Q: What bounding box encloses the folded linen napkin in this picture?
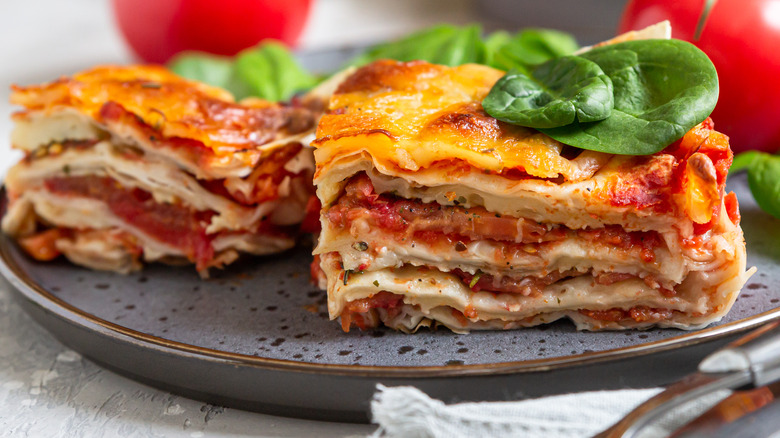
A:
[370,385,730,438]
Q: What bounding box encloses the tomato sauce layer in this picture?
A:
[341,291,403,332]
[198,142,308,206]
[338,292,677,332]
[580,307,675,324]
[326,173,663,260]
[44,176,216,269]
[450,268,669,295]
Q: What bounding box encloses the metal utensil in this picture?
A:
[669,380,780,437]
[594,320,780,438]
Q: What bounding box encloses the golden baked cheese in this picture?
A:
[313,60,611,181]
[11,65,315,167]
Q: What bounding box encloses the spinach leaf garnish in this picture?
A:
[730,150,763,174]
[167,24,581,103]
[747,153,780,220]
[489,28,579,72]
[169,41,317,101]
[482,56,613,129]
[345,25,579,71]
[483,39,719,155]
[346,24,489,68]
[229,42,318,101]
[730,151,780,220]
[168,53,234,90]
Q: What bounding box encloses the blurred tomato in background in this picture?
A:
[112,0,313,64]
[619,0,780,153]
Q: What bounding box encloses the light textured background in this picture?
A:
[0,1,626,436]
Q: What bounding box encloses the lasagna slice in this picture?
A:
[311,59,751,332]
[2,65,320,275]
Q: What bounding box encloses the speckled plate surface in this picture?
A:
[2,173,779,422]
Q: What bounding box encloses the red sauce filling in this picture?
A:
[326,173,663,260]
[452,268,670,297]
[452,268,581,296]
[341,291,404,332]
[24,139,100,163]
[198,143,307,206]
[339,292,676,331]
[99,101,312,208]
[580,307,674,324]
[300,195,322,234]
[44,176,216,270]
[724,192,740,226]
[17,228,69,261]
[664,117,734,234]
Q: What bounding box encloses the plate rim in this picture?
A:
[2,187,778,378]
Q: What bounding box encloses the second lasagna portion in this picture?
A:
[312,60,750,332]
[2,65,321,275]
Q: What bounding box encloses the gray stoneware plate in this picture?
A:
[2,170,780,423]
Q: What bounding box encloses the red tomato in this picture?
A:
[619,0,780,153]
[112,0,313,64]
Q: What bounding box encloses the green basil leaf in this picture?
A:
[168,53,234,89]
[484,31,511,52]
[435,25,488,67]
[168,42,317,102]
[482,56,613,129]
[730,150,763,174]
[483,31,510,68]
[347,24,489,67]
[541,39,719,155]
[489,28,579,71]
[228,41,318,101]
[747,153,780,219]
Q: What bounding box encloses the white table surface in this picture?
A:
[0,0,481,436]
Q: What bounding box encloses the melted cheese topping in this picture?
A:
[313,60,611,181]
[11,65,317,167]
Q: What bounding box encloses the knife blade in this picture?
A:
[593,320,780,438]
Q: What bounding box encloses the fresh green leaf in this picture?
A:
[168,42,317,102]
[228,41,318,101]
[168,53,234,89]
[484,31,511,53]
[482,56,613,129]
[541,39,719,155]
[483,31,510,68]
[437,25,488,67]
[747,152,780,219]
[347,24,489,67]
[730,150,763,174]
[489,28,579,72]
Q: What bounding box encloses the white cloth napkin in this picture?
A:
[370,384,730,438]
